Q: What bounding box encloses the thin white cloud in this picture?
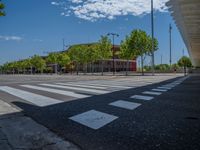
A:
[33,39,43,42]
[51,0,169,21]
[0,35,23,41]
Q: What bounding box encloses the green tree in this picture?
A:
[120,36,137,75]
[87,44,99,74]
[57,53,71,73]
[46,53,59,73]
[23,58,32,74]
[0,1,5,16]
[68,45,83,75]
[97,36,112,75]
[178,56,192,75]
[30,55,46,74]
[127,29,151,75]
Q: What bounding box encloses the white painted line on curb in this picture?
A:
[69,110,118,130]
[109,100,141,110]
[40,83,109,94]
[142,91,162,96]
[0,86,61,107]
[130,95,154,101]
[21,85,89,99]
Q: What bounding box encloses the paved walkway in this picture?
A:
[0,100,79,150]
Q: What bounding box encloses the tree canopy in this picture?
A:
[0,2,5,16]
[178,56,192,68]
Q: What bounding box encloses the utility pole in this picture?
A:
[161,54,163,65]
[63,38,65,51]
[151,0,155,75]
[182,48,185,57]
[169,24,172,66]
[107,33,119,75]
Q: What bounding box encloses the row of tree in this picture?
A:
[1,29,158,75]
[143,56,192,72]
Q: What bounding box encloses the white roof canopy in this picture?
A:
[167,0,200,67]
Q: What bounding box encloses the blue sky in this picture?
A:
[0,0,188,65]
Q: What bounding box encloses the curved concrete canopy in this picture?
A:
[167,0,200,67]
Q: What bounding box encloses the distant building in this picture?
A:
[66,43,137,73]
[42,43,137,73]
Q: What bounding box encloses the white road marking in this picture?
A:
[71,83,133,89]
[39,84,109,95]
[158,86,172,90]
[69,110,118,130]
[142,91,162,96]
[162,85,175,88]
[0,86,61,107]
[20,85,89,99]
[56,83,107,90]
[152,89,167,92]
[130,95,154,101]
[109,100,141,110]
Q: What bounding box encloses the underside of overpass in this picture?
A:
[167,0,200,67]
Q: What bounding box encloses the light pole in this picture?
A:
[169,23,172,66]
[62,38,65,51]
[107,33,119,75]
[151,0,155,75]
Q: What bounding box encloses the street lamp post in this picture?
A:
[107,33,119,75]
[169,24,172,67]
[151,0,155,75]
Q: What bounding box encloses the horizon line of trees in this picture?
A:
[1,29,191,76]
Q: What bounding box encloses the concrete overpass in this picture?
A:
[167,0,200,67]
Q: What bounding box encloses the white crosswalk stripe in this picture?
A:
[21,85,90,99]
[69,83,133,89]
[56,83,108,90]
[0,86,61,107]
[39,83,109,94]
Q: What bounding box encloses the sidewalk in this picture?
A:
[0,99,80,150]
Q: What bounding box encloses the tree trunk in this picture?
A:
[184,66,186,76]
[84,64,87,75]
[101,60,104,76]
[76,62,79,75]
[30,66,33,75]
[141,55,144,76]
[126,60,129,76]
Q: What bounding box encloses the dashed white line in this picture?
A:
[152,89,167,92]
[109,100,141,110]
[142,91,162,96]
[130,95,154,101]
[69,110,118,130]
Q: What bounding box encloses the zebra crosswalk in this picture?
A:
[0,76,189,130]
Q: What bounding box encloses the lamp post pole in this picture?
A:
[107,33,119,75]
[151,0,155,75]
[169,24,172,66]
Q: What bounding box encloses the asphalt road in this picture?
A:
[1,74,199,150]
